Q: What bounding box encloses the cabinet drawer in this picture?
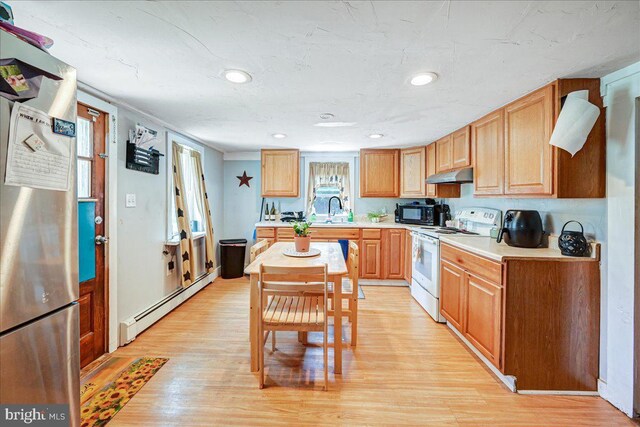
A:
[256,227,275,238]
[276,228,295,238]
[361,229,381,239]
[311,228,359,240]
[441,244,502,284]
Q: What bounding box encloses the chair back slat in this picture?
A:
[250,239,269,263]
[259,264,328,294]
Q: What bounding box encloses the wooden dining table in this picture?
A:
[244,241,348,374]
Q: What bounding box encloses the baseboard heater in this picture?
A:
[119,268,219,345]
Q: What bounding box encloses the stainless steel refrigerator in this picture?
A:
[0,31,79,426]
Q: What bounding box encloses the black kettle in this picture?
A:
[496,210,544,248]
[558,220,590,257]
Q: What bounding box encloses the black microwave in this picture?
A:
[395,204,444,225]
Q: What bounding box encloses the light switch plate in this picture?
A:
[125,193,136,208]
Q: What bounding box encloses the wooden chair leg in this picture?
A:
[323,323,328,391]
[271,331,276,352]
[351,298,358,347]
[259,326,265,389]
[301,331,308,345]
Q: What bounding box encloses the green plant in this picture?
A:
[292,221,312,237]
[367,211,383,220]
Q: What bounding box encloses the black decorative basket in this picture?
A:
[558,220,590,257]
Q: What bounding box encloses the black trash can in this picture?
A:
[220,239,247,279]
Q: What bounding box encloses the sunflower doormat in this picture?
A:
[80,356,168,426]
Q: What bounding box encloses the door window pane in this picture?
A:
[77,159,91,198]
[77,117,93,158]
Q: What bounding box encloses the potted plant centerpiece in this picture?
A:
[293,221,312,252]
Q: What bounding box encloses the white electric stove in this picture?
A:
[410,208,502,322]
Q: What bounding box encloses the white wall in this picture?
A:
[599,62,639,417]
[115,107,224,325]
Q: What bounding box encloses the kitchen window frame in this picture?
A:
[303,154,356,220]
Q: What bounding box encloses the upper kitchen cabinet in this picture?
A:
[472,78,605,198]
[435,135,453,173]
[400,147,426,198]
[435,126,471,173]
[504,85,555,196]
[472,110,505,196]
[261,149,300,197]
[451,126,471,169]
[426,144,461,198]
[360,149,399,197]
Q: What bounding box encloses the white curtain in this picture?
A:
[306,162,351,214]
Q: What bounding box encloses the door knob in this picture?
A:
[95,235,109,245]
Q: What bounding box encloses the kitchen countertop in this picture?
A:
[255,220,420,229]
[439,235,600,262]
[256,222,599,262]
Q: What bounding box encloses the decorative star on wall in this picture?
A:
[237,171,253,187]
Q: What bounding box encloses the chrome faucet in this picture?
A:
[327,196,343,223]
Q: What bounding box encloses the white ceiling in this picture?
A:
[10,1,640,152]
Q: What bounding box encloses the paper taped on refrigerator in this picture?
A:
[4,102,73,191]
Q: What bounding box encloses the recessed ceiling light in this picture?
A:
[272,133,287,139]
[368,133,384,139]
[410,72,438,86]
[224,69,252,84]
[319,113,335,120]
[314,122,357,128]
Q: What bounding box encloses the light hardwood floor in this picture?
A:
[107,278,633,426]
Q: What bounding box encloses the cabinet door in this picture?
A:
[451,126,471,169]
[427,146,461,198]
[400,147,426,198]
[383,229,404,279]
[404,229,412,283]
[472,110,505,195]
[425,143,437,197]
[436,135,453,173]
[504,85,554,195]
[360,149,400,197]
[261,150,300,197]
[361,239,381,279]
[464,273,502,368]
[440,260,465,330]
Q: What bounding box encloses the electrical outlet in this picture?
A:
[125,193,136,208]
[167,260,175,276]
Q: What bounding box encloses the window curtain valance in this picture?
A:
[306,162,351,214]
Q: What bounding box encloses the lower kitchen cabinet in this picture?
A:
[255,226,410,281]
[440,259,465,331]
[404,229,412,283]
[440,242,600,391]
[382,229,404,279]
[464,272,502,367]
[361,239,381,279]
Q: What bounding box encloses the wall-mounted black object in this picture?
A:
[126,140,163,175]
[558,220,590,257]
[497,210,544,248]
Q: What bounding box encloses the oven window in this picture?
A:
[403,208,421,221]
[416,243,433,281]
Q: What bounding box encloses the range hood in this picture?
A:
[426,167,473,184]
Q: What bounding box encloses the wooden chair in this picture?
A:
[329,241,359,346]
[249,239,269,263]
[258,264,329,390]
